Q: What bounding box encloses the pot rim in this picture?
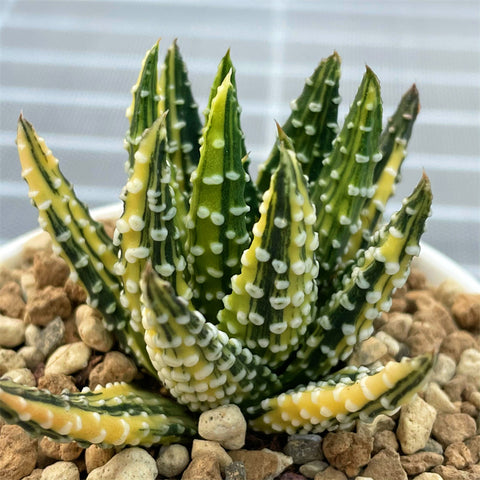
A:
[1,203,479,293]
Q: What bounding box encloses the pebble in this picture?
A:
[33,252,70,289]
[40,461,79,480]
[88,351,138,389]
[456,348,480,388]
[373,430,399,453]
[18,345,46,370]
[362,449,407,480]
[0,281,26,319]
[431,413,477,448]
[45,341,91,375]
[0,424,38,480]
[181,455,222,480]
[443,375,471,402]
[431,464,472,480]
[191,440,231,471]
[20,272,37,301]
[322,432,373,478]
[380,312,412,342]
[424,382,458,413]
[0,314,26,347]
[414,301,457,334]
[2,367,36,386]
[412,474,443,480]
[423,438,444,455]
[86,447,158,480]
[440,331,478,363]
[85,445,115,473]
[24,286,72,326]
[374,331,400,357]
[225,461,247,480]
[313,466,346,480]
[356,414,396,437]
[23,469,43,480]
[284,434,323,464]
[156,443,190,477]
[36,316,66,357]
[396,396,437,454]
[349,337,388,366]
[38,373,78,394]
[39,437,83,462]
[75,304,114,352]
[430,353,456,385]
[451,293,480,332]
[434,279,464,309]
[229,449,293,480]
[0,348,26,375]
[198,404,247,450]
[299,460,328,478]
[25,323,41,346]
[406,322,445,356]
[400,451,443,475]
[444,442,474,469]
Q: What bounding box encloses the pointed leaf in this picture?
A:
[185,72,250,320]
[247,354,433,434]
[310,67,383,285]
[217,129,319,368]
[256,52,341,192]
[0,380,196,447]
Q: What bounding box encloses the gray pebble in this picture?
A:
[284,434,323,464]
[225,461,246,480]
[37,316,65,357]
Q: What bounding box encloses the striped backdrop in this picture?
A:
[1,0,479,278]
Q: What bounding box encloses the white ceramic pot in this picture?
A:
[1,204,479,293]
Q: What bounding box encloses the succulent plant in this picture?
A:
[0,39,433,448]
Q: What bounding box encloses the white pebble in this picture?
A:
[86,447,158,480]
[41,461,79,480]
[0,315,26,348]
[45,342,91,376]
[198,404,246,450]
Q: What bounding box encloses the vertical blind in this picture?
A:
[1,0,479,278]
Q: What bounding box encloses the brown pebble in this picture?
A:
[64,279,88,306]
[443,375,472,402]
[413,301,457,334]
[21,469,43,480]
[39,436,83,462]
[313,466,346,480]
[432,464,472,480]
[380,312,413,342]
[322,432,373,478]
[373,430,399,454]
[362,448,407,480]
[405,290,437,313]
[465,435,480,464]
[444,441,474,469]
[229,449,292,480]
[24,286,72,326]
[37,373,78,394]
[181,455,222,480]
[451,293,480,332]
[406,321,445,356]
[88,351,138,389]
[431,413,477,448]
[406,269,427,290]
[85,444,115,473]
[33,252,70,289]
[0,281,25,319]
[440,330,478,363]
[0,425,38,480]
[400,451,443,475]
[460,400,478,418]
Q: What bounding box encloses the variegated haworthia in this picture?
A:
[0,39,432,448]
